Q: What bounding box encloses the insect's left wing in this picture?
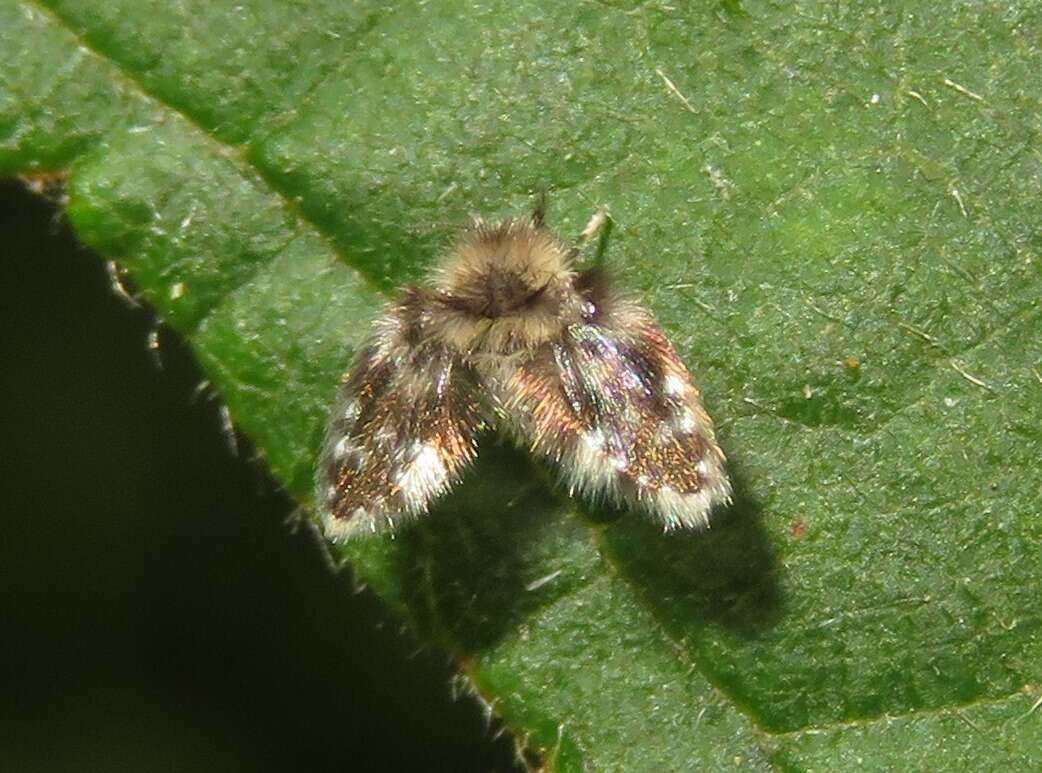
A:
[315,292,486,540]
[501,284,731,529]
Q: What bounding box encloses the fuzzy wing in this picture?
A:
[315,292,486,539]
[501,284,730,529]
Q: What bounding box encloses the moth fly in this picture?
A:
[316,206,731,539]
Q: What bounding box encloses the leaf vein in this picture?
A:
[28,0,386,321]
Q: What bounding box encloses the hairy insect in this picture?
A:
[315,208,731,539]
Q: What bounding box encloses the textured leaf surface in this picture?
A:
[4,0,1041,768]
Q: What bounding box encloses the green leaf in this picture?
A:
[5,0,1041,768]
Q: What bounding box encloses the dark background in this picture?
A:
[0,179,518,772]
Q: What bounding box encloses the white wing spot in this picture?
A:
[677,411,696,433]
[395,443,449,510]
[415,443,441,469]
[655,486,712,529]
[582,430,606,451]
[664,375,685,396]
[333,436,354,460]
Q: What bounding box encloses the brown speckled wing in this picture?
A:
[315,292,486,540]
[499,277,731,529]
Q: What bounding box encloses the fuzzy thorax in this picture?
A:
[431,217,579,355]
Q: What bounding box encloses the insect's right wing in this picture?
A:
[315,291,487,540]
[500,273,731,529]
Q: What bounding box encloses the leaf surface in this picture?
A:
[4,1,1041,768]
